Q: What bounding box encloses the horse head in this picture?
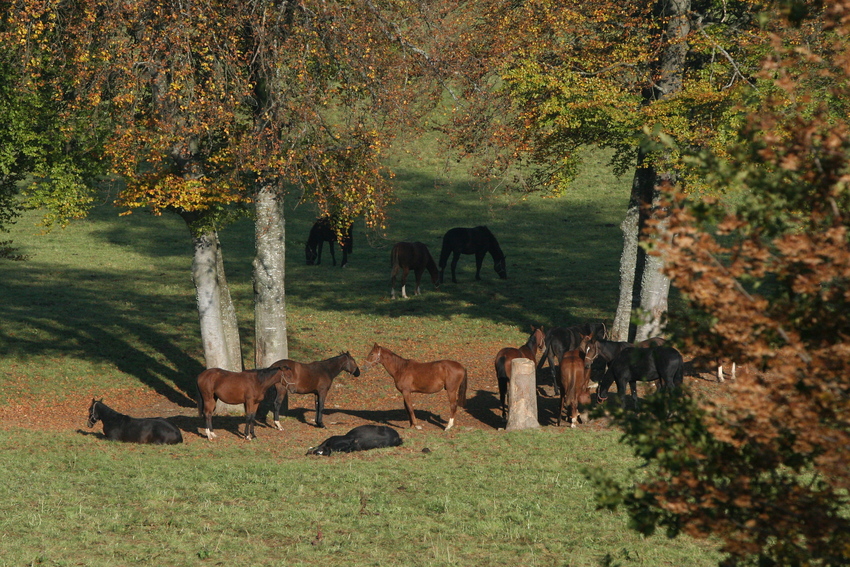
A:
[277,365,298,393]
[86,398,102,428]
[531,326,546,355]
[342,351,361,377]
[579,334,601,369]
[494,258,507,279]
[305,243,318,265]
[363,344,382,371]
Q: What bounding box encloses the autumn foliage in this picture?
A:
[590,3,850,565]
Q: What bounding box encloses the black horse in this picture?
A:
[438,226,507,284]
[86,399,183,444]
[596,345,684,409]
[307,424,403,456]
[539,323,608,395]
[305,216,353,267]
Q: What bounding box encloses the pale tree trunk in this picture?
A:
[612,0,690,342]
[215,233,243,370]
[252,184,289,368]
[506,358,540,430]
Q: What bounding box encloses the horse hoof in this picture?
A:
[274,421,283,431]
[415,425,423,430]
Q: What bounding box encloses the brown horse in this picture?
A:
[269,352,360,429]
[364,344,467,430]
[390,241,440,299]
[196,366,291,440]
[557,336,601,427]
[494,326,546,420]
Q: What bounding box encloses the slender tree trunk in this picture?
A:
[215,233,244,370]
[612,0,690,342]
[253,184,288,368]
[190,229,236,370]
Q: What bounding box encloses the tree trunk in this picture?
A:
[506,358,540,430]
[612,0,690,342]
[190,229,237,370]
[215,233,243,370]
[252,184,289,368]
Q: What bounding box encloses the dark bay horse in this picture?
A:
[494,326,546,420]
[390,241,440,299]
[307,424,403,456]
[438,226,507,284]
[557,337,601,428]
[539,323,608,395]
[364,344,467,430]
[597,345,684,409]
[305,216,353,267]
[86,399,183,444]
[196,365,291,440]
[269,352,360,429]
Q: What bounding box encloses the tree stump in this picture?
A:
[506,358,540,431]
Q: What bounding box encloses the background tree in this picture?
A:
[588,2,850,565]
[443,0,818,339]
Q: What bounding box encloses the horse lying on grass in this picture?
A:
[87,399,182,445]
[307,424,403,456]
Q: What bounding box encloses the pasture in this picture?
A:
[0,145,723,566]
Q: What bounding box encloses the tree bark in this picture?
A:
[506,358,540,430]
[612,0,690,342]
[252,184,289,368]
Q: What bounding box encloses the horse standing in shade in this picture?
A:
[438,226,507,284]
[539,323,608,395]
[597,345,684,410]
[305,216,353,267]
[493,326,546,420]
[196,365,291,440]
[86,399,183,444]
[390,241,440,299]
[556,337,601,428]
[364,344,467,431]
[269,352,360,429]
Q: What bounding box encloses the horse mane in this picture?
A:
[479,225,505,261]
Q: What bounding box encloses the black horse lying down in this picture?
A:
[307,424,402,456]
[86,399,183,445]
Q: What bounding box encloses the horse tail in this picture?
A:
[196,387,204,418]
[458,369,468,408]
[495,355,508,383]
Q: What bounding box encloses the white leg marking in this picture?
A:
[274,420,283,431]
[206,428,216,440]
[445,418,455,431]
[401,285,408,299]
[415,424,423,430]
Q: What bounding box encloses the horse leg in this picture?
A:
[391,264,399,299]
[245,401,260,440]
[450,252,460,283]
[202,394,217,439]
[401,391,420,429]
[474,251,486,280]
[557,392,565,427]
[328,241,336,266]
[401,267,411,298]
[413,268,423,295]
[272,386,288,431]
[314,392,325,428]
[630,381,640,410]
[445,386,459,431]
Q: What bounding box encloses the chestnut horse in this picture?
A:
[390,241,440,299]
[269,352,360,429]
[196,366,291,440]
[364,344,467,430]
[493,325,546,420]
[557,336,601,428]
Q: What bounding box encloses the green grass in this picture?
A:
[0,145,723,566]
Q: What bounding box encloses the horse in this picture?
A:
[268,352,360,429]
[556,337,601,428]
[390,241,440,299]
[86,399,183,444]
[307,424,403,456]
[597,345,684,410]
[493,326,546,420]
[305,216,353,267]
[438,226,507,284]
[364,344,467,430]
[539,323,608,395]
[196,365,291,440]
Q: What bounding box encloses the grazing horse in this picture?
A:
[390,241,440,299]
[597,345,684,409]
[86,399,183,444]
[364,344,467,430]
[307,424,403,456]
[196,366,291,440]
[539,323,608,395]
[305,216,353,267]
[438,226,507,284]
[556,337,601,427]
[269,352,360,429]
[493,326,546,420]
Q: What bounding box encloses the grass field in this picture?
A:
[0,144,724,566]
